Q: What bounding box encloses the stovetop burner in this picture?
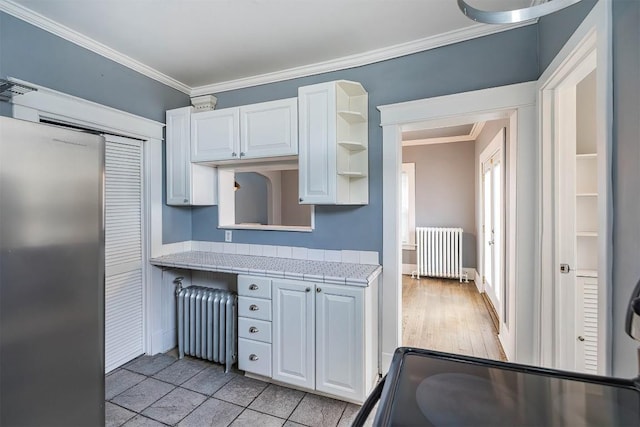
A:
[373,348,640,426]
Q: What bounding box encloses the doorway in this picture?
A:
[379,82,537,373]
[399,121,507,360]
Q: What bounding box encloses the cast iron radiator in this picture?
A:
[176,286,237,372]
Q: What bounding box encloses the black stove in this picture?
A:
[356,348,640,426]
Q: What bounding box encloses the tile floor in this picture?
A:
[106,353,374,427]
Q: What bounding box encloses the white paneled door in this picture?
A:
[105,135,144,373]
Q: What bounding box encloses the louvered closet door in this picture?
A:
[105,135,144,373]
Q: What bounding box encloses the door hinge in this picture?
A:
[482,276,486,284]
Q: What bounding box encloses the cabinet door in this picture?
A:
[191,108,239,162]
[166,107,191,205]
[315,284,364,401]
[272,280,314,390]
[240,98,298,159]
[298,83,337,204]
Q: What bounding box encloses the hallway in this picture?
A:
[402,276,506,361]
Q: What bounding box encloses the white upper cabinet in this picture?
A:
[298,80,369,205]
[166,107,216,206]
[190,98,298,163]
[241,98,298,159]
[191,108,240,162]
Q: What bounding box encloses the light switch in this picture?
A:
[225,230,232,242]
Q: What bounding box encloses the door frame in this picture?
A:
[537,0,612,374]
[478,129,505,317]
[378,82,537,373]
[9,80,166,356]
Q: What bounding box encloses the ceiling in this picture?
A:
[3,0,536,94]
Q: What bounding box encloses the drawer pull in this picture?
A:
[249,326,259,333]
[249,284,259,290]
[249,304,259,311]
[249,354,259,361]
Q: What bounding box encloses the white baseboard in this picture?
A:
[402,264,417,275]
[474,270,482,292]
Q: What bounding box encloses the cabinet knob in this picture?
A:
[249,326,259,333]
[316,287,321,293]
[306,287,311,292]
[249,284,259,291]
[578,336,585,342]
[249,354,259,361]
[240,152,245,157]
[183,198,188,203]
[232,152,237,157]
[249,304,259,311]
[299,198,303,202]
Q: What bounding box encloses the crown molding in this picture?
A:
[0,0,191,94]
[1,0,535,97]
[191,20,535,95]
[402,121,486,147]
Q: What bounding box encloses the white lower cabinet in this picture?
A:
[315,284,364,401]
[272,280,315,390]
[237,276,273,377]
[271,278,374,402]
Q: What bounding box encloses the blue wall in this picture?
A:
[0,11,193,243]
[610,0,640,378]
[191,25,539,254]
[538,0,598,71]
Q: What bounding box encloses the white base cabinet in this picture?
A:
[272,280,315,390]
[270,278,377,403]
[315,284,364,400]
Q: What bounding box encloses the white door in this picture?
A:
[104,135,144,373]
[240,98,298,159]
[191,108,239,162]
[272,280,315,390]
[480,130,504,319]
[315,284,364,401]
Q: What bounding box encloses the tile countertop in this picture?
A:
[149,251,382,287]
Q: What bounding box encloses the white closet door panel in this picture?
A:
[105,270,143,371]
[105,135,144,373]
[576,276,599,374]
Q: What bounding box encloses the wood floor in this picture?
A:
[402,275,507,361]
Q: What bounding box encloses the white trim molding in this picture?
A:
[190,21,534,95]
[378,81,537,373]
[0,0,534,97]
[9,80,167,357]
[537,0,612,375]
[402,121,486,147]
[0,0,191,94]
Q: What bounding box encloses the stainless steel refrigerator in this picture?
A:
[0,117,105,426]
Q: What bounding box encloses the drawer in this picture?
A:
[238,296,272,321]
[238,338,272,377]
[238,317,272,343]
[238,276,271,299]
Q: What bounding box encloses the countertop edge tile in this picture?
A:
[150,251,380,286]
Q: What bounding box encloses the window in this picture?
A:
[401,163,416,250]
